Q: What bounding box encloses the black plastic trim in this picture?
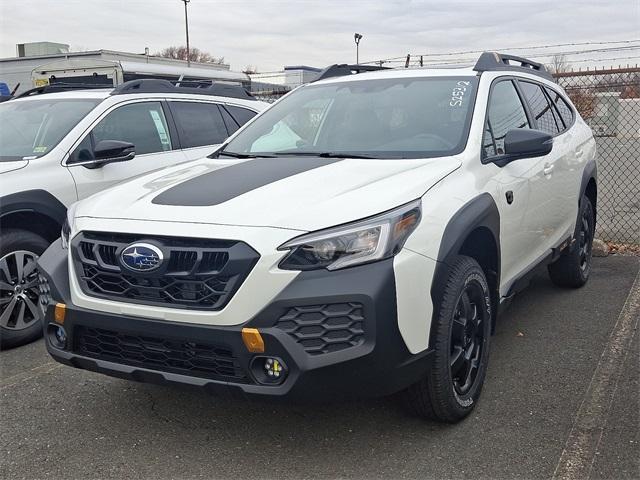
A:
[579,160,598,220]
[474,52,554,81]
[314,64,391,82]
[110,79,255,101]
[38,241,433,400]
[430,193,501,344]
[0,189,67,226]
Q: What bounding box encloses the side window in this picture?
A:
[92,102,172,155]
[70,102,172,162]
[545,87,574,130]
[483,80,530,157]
[170,102,229,148]
[225,105,257,127]
[518,81,559,135]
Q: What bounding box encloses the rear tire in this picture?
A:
[401,255,492,423]
[548,195,595,288]
[0,229,50,350]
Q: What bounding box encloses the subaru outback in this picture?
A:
[38,53,597,422]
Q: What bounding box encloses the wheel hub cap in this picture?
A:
[450,280,488,397]
[0,250,42,331]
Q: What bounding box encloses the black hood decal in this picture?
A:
[152,157,342,207]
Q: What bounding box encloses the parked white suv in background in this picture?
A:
[39,53,597,423]
[0,79,267,348]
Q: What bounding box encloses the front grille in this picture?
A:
[275,302,365,355]
[74,326,247,382]
[72,232,259,310]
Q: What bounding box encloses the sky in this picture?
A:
[0,0,638,72]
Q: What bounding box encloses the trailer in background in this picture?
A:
[0,48,249,95]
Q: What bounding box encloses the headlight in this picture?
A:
[278,199,421,271]
[61,203,78,249]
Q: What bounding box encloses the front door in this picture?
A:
[66,100,187,199]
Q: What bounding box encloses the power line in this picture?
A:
[361,40,640,65]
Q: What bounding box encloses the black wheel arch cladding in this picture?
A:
[429,193,501,347]
[579,160,597,215]
[0,189,67,228]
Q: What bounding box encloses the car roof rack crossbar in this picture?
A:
[110,79,255,100]
[473,52,554,81]
[15,82,113,98]
[314,64,391,82]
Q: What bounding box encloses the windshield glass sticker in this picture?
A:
[33,146,48,153]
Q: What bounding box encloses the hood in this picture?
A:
[75,155,461,232]
[0,160,29,174]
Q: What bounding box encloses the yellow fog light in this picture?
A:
[54,303,66,324]
[242,328,264,353]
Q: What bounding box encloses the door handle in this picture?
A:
[543,163,554,176]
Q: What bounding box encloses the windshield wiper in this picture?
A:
[275,151,380,159]
[215,151,276,159]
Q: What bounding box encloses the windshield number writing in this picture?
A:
[450,81,471,107]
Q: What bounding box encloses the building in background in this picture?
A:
[249,65,321,93]
[0,42,247,95]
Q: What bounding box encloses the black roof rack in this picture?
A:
[314,64,391,82]
[473,52,554,81]
[110,79,255,100]
[15,82,113,99]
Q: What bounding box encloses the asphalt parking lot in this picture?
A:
[1,256,639,480]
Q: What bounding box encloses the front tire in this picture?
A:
[401,255,492,423]
[0,229,50,349]
[548,195,595,288]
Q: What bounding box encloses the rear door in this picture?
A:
[544,86,588,236]
[167,100,232,161]
[517,80,572,244]
[66,100,187,199]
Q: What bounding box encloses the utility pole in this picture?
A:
[181,0,191,67]
[354,33,363,64]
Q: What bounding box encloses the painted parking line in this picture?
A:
[0,362,61,390]
[552,266,640,480]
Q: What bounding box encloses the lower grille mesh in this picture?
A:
[74,326,247,382]
[275,302,365,355]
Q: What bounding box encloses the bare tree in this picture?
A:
[243,65,259,74]
[565,87,596,119]
[156,46,224,64]
[548,54,569,74]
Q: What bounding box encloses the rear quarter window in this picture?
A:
[225,105,258,126]
[545,86,574,130]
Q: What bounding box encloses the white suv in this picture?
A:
[39,53,597,423]
[0,79,267,348]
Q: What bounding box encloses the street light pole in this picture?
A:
[354,33,363,64]
[181,0,191,67]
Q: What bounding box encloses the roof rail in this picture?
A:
[110,79,255,100]
[15,82,112,98]
[314,64,391,82]
[473,52,554,81]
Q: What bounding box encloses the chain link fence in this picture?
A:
[555,68,640,245]
[250,68,640,245]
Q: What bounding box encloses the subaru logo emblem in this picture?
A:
[120,243,163,272]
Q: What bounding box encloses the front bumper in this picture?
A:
[39,239,433,400]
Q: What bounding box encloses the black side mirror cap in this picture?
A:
[487,129,553,167]
[88,140,135,168]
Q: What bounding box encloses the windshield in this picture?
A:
[222,76,478,159]
[0,98,100,161]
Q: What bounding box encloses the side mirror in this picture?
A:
[490,129,553,167]
[85,140,135,168]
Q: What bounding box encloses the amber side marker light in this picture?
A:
[242,328,265,353]
[54,303,66,324]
